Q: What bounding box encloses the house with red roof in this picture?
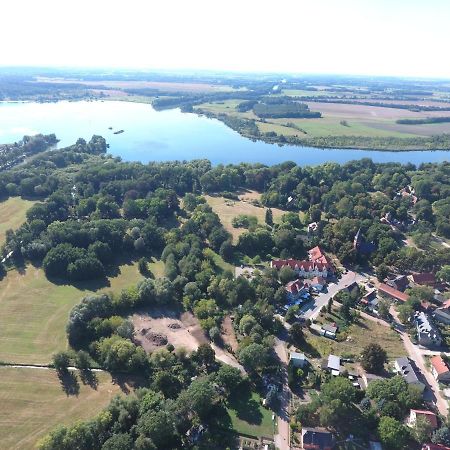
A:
[271,259,333,279]
[308,246,332,265]
[408,409,438,430]
[422,444,450,450]
[378,283,409,303]
[285,279,309,302]
[431,355,450,382]
[410,272,436,287]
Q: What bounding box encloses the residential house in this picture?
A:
[322,354,341,376]
[431,355,450,382]
[408,409,438,430]
[434,300,450,325]
[301,427,334,450]
[397,185,418,205]
[310,276,326,292]
[415,312,442,347]
[386,275,409,292]
[394,357,426,393]
[422,444,450,450]
[378,283,409,303]
[271,259,334,278]
[285,279,309,302]
[362,372,385,389]
[320,324,338,340]
[410,273,436,287]
[341,281,359,296]
[289,352,308,368]
[308,246,332,265]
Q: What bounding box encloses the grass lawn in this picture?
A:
[0,197,35,245]
[204,248,234,273]
[226,385,274,438]
[304,313,404,360]
[205,194,286,242]
[0,367,124,450]
[0,262,144,365]
[147,257,165,278]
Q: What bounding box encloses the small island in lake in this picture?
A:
[113,129,124,134]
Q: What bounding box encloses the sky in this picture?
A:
[1,0,450,78]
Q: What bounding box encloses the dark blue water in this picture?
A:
[0,100,448,166]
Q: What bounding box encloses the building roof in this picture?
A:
[311,276,326,285]
[379,283,409,302]
[308,246,331,265]
[411,409,438,429]
[431,355,449,375]
[290,352,307,361]
[302,427,334,449]
[327,354,341,371]
[386,275,409,292]
[271,259,333,272]
[396,357,422,385]
[285,279,307,295]
[322,324,338,334]
[412,273,436,286]
[422,444,450,450]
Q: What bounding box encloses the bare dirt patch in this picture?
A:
[221,315,239,352]
[132,308,208,353]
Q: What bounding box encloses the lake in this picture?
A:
[0,100,449,166]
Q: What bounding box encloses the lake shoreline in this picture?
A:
[0,100,449,166]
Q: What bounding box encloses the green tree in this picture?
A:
[361,343,388,374]
[289,322,304,346]
[53,351,71,374]
[412,415,433,443]
[321,377,358,404]
[265,208,274,226]
[432,426,450,446]
[437,265,450,283]
[279,266,296,284]
[376,264,389,282]
[378,416,410,449]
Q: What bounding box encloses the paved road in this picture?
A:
[273,336,290,450]
[299,271,366,320]
[389,306,449,417]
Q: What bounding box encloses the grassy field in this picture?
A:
[193,96,450,140]
[304,314,404,360]
[205,193,286,242]
[0,262,144,365]
[0,367,124,450]
[0,197,35,244]
[226,387,274,438]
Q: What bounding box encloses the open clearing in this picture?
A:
[132,308,208,353]
[224,385,274,438]
[205,193,286,242]
[0,368,124,450]
[0,197,35,244]
[304,314,404,360]
[0,262,145,364]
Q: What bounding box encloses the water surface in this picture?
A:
[0,101,448,166]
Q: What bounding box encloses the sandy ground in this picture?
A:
[132,307,243,370]
[132,308,208,353]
